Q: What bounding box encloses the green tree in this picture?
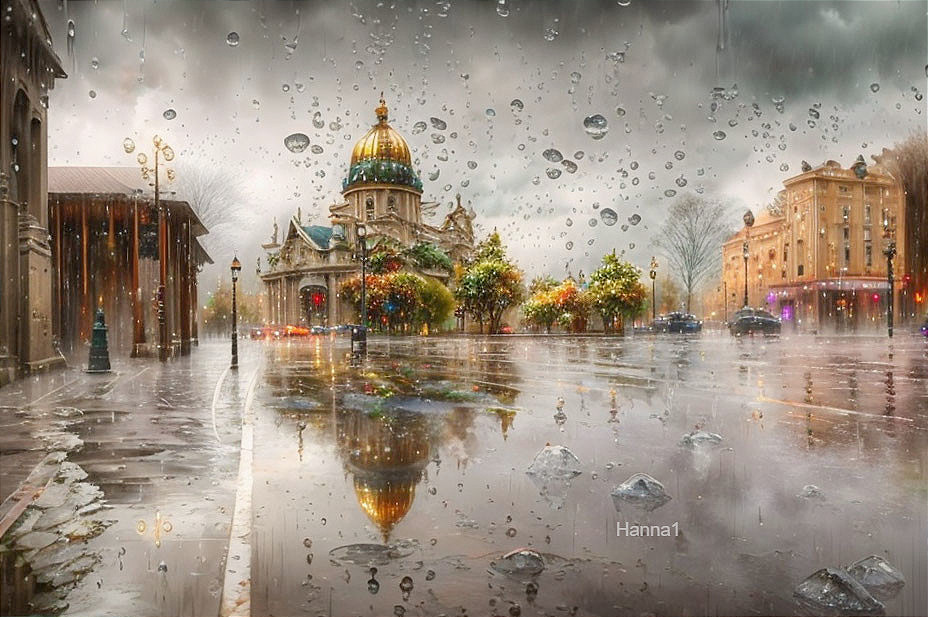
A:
[404,242,453,274]
[418,276,455,332]
[456,233,524,334]
[588,253,647,334]
[522,292,559,333]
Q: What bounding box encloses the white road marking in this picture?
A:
[211,366,231,444]
[219,365,261,617]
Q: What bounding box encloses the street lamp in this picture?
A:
[742,209,755,308]
[230,255,241,368]
[355,224,368,352]
[127,135,175,362]
[882,225,896,338]
[649,256,659,322]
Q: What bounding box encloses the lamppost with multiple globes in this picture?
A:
[230,255,241,368]
[882,224,896,338]
[649,256,659,322]
[742,209,755,308]
[125,135,175,362]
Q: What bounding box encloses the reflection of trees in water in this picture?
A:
[336,410,432,541]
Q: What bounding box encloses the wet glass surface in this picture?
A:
[249,333,928,616]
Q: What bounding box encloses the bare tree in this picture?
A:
[875,133,928,318]
[172,158,252,254]
[654,194,733,313]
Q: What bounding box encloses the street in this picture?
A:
[4,333,924,616]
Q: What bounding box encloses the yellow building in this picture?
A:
[719,158,905,332]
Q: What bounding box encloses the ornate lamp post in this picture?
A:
[356,224,368,352]
[742,209,755,308]
[649,256,659,322]
[126,135,175,361]
[882,224,896,338]
[230,255,241,368]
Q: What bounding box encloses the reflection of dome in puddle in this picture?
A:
[338,410,431,540]
[353,473,419,539]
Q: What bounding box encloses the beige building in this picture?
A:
[261,97,475,326]
[1,0,67,384]
[716,158,905,332]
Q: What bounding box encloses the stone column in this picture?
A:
[327,274,338,326]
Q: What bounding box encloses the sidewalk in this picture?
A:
[0,342,253,616]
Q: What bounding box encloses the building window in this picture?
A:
[388,194,397,213]
[864,204,871,225]
[797,240,804,277]
[843,225,850,266]
[365,196,375,219]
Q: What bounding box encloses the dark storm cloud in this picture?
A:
[39,0,925,290]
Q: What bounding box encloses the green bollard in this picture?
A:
[86,308,112,373]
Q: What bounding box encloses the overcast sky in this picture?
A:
[40,0,926,292]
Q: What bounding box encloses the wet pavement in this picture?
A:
[249,333,927,617]
[1,333,926,616]
[0,344,246,617]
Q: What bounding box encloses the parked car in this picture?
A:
[729,308,781,336]
[310,325,327,335]
[666,312,703,333]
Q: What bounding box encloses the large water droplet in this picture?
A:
[869,82,880,93]
[123,138,136,154]
[712,130,726,141]
[312,112,324,129]
[583,114,608,140]
[600,208,618,226]
[561,160,578,174]
[412,121,427,135]
[284,133,310,153]
[163,109,176,120]
[510,99,524,112]
[430,117,447,130]
[546,167,562,179]
[226,32,240,47]
[628,213,641,225]
[543,149,563,163]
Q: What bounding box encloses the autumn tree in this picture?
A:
[455,232,524,334]
[587,253,647,334]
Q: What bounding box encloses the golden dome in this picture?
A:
[354,474,417,540]
[349,96,412,167]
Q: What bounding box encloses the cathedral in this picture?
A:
[261,97,475,326]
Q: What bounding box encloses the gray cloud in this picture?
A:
[40,0,926,294]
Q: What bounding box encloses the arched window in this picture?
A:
[387,194,397,213]
[365,196,375,219]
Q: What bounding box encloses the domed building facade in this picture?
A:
[261,97,476,327]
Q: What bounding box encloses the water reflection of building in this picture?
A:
[337,410,430,540]
[260,97,475,327]
[0,0,67,383]
[718,159,906,332]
